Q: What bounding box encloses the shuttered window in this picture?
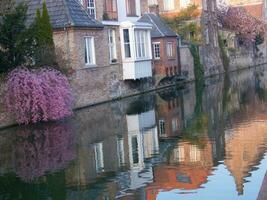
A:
[126,0,136,16]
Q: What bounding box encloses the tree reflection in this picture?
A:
[11,122,76,182]
[183,79,208,147]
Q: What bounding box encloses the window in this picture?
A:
[159,120,165,136]
[202,0,207,10]
[176,173,192,183]
[214,32,218,47]
[205,28,209,44]
[131,136,139,164]
[117,137,125,167]
[164,0,174,11]
[108,29,117,63]
[180,0,190,9]
[123,29,131,58]
[172,118,179,132]
[135,30,149,59]
[94,143,104,173]
[167,42,174,57]
[126,0,136,16]
[85,37,96,65]
[148,0,158,5]
[87,0,96,19]
[189,145,201,162]
[105,0,117,12]
[153,42,160,59]
[211,1,215,11]
[173,145,185,162]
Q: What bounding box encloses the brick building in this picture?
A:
[138,13,180,84]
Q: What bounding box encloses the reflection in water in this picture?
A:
[1,66,267,199]
[12,122,76,182]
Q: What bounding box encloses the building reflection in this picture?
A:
[224,87,267,195]
[156,87,185,139]
[145,139,213,200]
[2,67,267,199]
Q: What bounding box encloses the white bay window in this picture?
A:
[120,22,152,79]
[135,30,149,59]
[85,37,96,66]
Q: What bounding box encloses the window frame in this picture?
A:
[152,42,161,60]
[167,42,174,58]
[87,0,96,19]
[126,0,137,16]
[123,29,131,59]
[135,29,149,60]
[108,29,118,63]
[159,119,166,136]
[84,36,96,66]
[94,142,105,173]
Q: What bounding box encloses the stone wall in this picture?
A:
[179,46,195,81]
[200,0,224,77]
[228,42,267,72]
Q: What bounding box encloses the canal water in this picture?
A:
[1,66,267,200]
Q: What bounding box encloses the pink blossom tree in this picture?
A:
[217,6,266,43]
[4,67,74,124]
[12,122,76,182]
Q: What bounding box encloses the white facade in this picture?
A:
[101,0,153,80]
[117,0,141,22]
[126,110,159,170]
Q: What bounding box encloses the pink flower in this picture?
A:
[218,6,266,43]
[12,122,76,182]
[4,67,74,124]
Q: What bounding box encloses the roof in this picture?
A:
[138,13,177,38]
[20,0,103,29]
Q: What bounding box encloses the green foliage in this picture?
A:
[102,12,109,20]
[189,44,204,83]
[218,34,229,71]
[0,1,57,73]
[163,5,202,44]
[32,1,56,67]
[0,0,15,16]
[0,3,34,73]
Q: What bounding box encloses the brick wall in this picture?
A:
[53,27,154,108]
[152,37,180,84]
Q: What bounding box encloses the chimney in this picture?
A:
[149,4,159,15]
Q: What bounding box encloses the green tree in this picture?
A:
[163,5,202,44]
[0,3,34,73]
[33,1,56,67]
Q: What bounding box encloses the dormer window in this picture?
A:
[126,0,136,16]
[87,0,96,19]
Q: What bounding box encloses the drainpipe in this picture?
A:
[65,25,71,69]
[177,35,182,76]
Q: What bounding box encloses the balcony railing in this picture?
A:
[103,10,118,21]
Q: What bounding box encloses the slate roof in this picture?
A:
[138,13,177,38]
[20,0,103,29]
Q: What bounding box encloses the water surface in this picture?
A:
[1,66,267,200]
